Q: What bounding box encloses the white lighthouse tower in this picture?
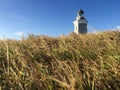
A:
[73,9,88,34]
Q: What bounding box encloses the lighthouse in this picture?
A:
[73,9,88,34]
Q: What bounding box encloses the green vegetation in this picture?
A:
[0,31,120,90]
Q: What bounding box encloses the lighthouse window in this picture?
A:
[76,26,77,30]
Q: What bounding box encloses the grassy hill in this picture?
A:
[0,31,120,90]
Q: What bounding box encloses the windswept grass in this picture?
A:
[0,31,120,90]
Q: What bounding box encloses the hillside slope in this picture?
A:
[0,31,120,90]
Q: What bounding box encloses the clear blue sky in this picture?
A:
[0,0,120,39]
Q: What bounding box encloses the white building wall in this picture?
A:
[73,16,88,34]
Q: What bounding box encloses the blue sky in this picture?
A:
[0,0,120,39]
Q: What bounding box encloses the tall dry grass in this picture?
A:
[0,31,120,90]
